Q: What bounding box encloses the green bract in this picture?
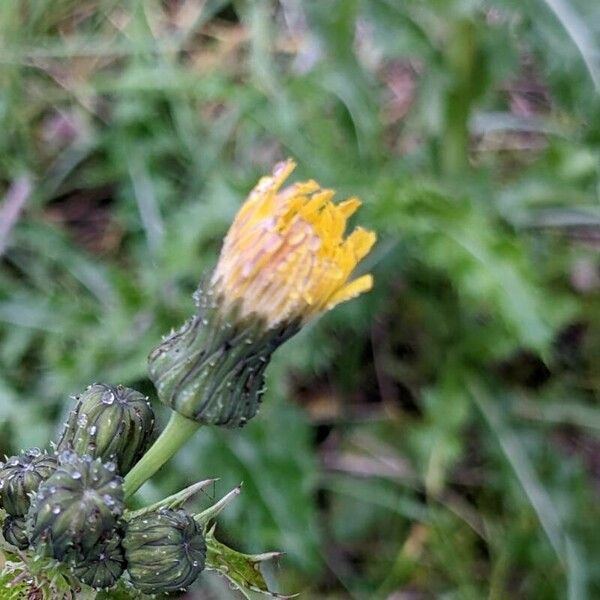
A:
[123,508,206,594]
[0,448,58,516]
[28,452,124,560]
[148,290,297,428]
[57,383,155,475]
[2,516,29,550]
[70,533,125,590]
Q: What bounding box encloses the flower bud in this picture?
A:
[28,452,124,560]
[2,516,29,550]
[148,160,375,428]
[57,384,155,475]
[70,534,125,590]
[0,448,58,516]
[123,508,206,594]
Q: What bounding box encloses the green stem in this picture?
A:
[123,411,200,499]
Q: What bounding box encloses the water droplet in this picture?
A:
[88,425,97,435]
[29,447,42,457]
[105,462,116,472]
[52,505,61,514]
[102,392,115,405]
[102,494,115,506]
[77,414,88,427]
[71,470,82,480]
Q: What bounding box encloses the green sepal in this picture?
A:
[148,288,298,428]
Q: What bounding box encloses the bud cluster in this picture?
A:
[0,383,206,594]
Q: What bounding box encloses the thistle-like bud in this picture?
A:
[2,516,29,550]
[0,448,58,516]
[28,452,124,560]
[70,534,125,590]
[57,383,155,475]
[148,160,375,428]
[123,508,206,594]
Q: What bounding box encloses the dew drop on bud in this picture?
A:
[102,392,115,405]
[102,494,115,507]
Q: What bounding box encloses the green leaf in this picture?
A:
[205,526,291,599]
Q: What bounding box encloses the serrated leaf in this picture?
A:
[205,526,292,599]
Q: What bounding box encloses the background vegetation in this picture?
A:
[0,1,599,598]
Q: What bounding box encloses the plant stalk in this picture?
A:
[123,411,200,498]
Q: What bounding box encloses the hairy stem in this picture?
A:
[123,411,200,499]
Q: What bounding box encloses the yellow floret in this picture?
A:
[211,159,377,328]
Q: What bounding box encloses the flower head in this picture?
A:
[212,159,376,328]
[148,160,376,427]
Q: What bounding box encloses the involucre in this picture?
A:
[28,452,123,560]
[70,534,125,590]
[0,448,57,516]
[148,293,296,428]
[2,516,29,550]
[123,508,206,594]
[57,383,155,475]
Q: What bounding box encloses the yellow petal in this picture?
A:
[326,274,374,309]
[212,159,376,327]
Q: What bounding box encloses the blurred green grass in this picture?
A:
[0,1,599,598]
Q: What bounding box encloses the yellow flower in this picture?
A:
[148,159,377,428]
[211,159,376,328]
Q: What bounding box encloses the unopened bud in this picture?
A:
[2,515,29,550]
[123,508,206,594]
[28,452,124,560]
[0,448,57,516]
[70,533,125,590]
[57,383,155,475]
